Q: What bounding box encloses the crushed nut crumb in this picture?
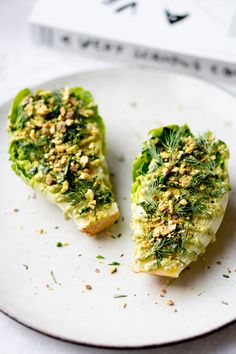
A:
[160,288,167,297]
[109,267,117,274]
[36,228,45,234]
[166,299,174,306]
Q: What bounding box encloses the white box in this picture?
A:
[29,0,236,81]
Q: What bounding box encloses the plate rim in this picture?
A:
[2,66,236,349]
[1,306,236,350]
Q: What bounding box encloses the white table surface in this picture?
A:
[1,1,236,353]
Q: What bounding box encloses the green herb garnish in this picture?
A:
[108,262,120,266]
[113,294,127,298]
[96,255,105,260]
[221,301,229,305]
[111,233,122,239]
[50,270,61,285]
[223,274,229,278]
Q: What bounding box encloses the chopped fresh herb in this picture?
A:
[108,262,120,266]
[56,241,69,247]
[119,302,127,308]
[13,208,19,212]
[111,233,122,239]
[160,288,167,297]
[116,154,125,163]
[121,216,125,222]
[78,254,82,257]
[54,226,59,229]
[221,301,229,305]
[23,264,29,270]
[113,294,127,298]
[96,255,105,260]
[223,274,229,278]
[50,270,61,285]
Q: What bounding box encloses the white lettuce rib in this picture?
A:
[131,193,228,278]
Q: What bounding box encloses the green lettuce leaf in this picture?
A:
[70,87,106,154]
[8,88,31,125]
[132,124,191,181]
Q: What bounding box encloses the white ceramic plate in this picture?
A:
[1,67,236,349]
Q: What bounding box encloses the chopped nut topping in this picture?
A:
[179,199,188,206]
[160,288,167,297]
[183,136,196,154]
[70,164,78,173]
[46,175,54,186]
[36,228,45,234]
[172,166,179,173]
[57,121,67,133]
[161,151,170,159]
[61,180,69,193]
[62,87,70,103]
[50,125,55,134]
[85,284,92,290]
[65,109,74,119]
[85,189,94,202]
[109,267,117,274]
[60,106,66,116]
[79,172,91,181]
[66,119,74,126]
[80,155,89,167]
[56,144,66,153]
[179,175,191,188]
[158,202,169,212]
[153,223,176,237]
[166,299,174,306]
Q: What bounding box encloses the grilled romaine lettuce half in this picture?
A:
[8,87,119,234]
[131,125,229,277]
